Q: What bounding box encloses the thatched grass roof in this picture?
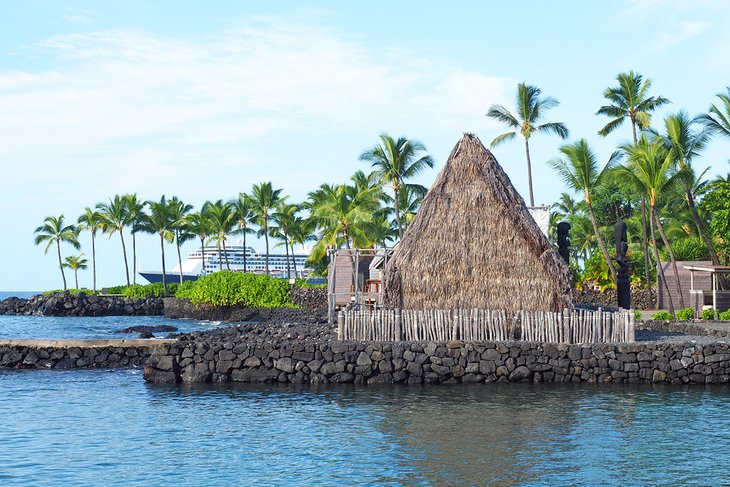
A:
[382,133,572,314]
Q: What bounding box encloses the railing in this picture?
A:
[338,307,635,344]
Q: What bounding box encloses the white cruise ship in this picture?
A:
[139,245,312,283]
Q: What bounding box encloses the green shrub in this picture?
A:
[702,308,717,320]
[44,289,90,295]
[120,282,180,298]
[104,285,127,295]
[652,310,674,321]
[719,309,730,321]
[294,278,326,289]
[675,308,695,321]
[659,236,710,262]
[183,271,295,308]
[634,310,642,322]
[174,281,195,298]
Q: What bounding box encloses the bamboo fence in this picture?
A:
[337,307,635,344]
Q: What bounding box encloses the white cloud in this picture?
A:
[0,21,512,200]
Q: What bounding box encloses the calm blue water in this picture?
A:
[1,370,729,486]
[0,291,225,339]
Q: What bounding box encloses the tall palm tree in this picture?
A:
[657,111,720,265]
[123,194,145,285]
[230,193,255,272]
[597,71,670,293]
[77,208,103,292]
[486,83,569,207]
[697,87,730,139]
[34,215,80,291]
[271,202,299,278]
[183,210,212,276]
[204,200,236,271]
[97,195,131,286]
[136,196,174,293]
[249,182,285,274]
[360,134,433,239]
[63,254,88,290]
[620,136,685,313]
[167,196,194,284]
[548,139,619,282]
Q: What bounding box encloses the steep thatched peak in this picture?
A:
[382,133,572,314]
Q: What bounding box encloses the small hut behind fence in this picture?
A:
[381,133,572,315]
[336,134,635,343]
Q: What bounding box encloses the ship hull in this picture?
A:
[139,272,199,284]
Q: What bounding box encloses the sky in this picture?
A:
[1,0,729,292]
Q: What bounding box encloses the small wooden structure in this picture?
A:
[326,248,395,322]
[657,260,712,311]
[684,264,730,316]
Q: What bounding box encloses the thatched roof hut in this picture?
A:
[382,133,572,314]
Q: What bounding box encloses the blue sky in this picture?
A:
[1,1,729,291]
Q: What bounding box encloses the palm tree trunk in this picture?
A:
[217,240,222,271]
[524,138,535,207]
[176,234,184,284]
[91,232,97,293]
[132,232,137,285]
[159,234,167,295]
[74,269,79,290]
[223,238,231,270]
[587,201,617,282]
[243,227,248,272]
[686,189,721,265]
[290,240,298,278]
[200,237,206,276]
[56,240,67,291]
[393,183,404,239]
[650,205,675,315]
[284,230,291,278]
[639,196,652,294]
[119,229,130,286]
[264,222,270,274]
[654,212,685,309]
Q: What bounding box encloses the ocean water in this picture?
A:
[3,314,730,485]
[0,291,225,339]
[1,370,730,486]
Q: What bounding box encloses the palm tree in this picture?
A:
[136,196,174,293]
[308,184,381,268]
[34,215,80,291]
[486,83,569,207]
[230,193,255,272]
[597,71,670,142]
[287,215,315,278]
[597,71,670,294]
[167,196,194,284]
[697,87,730,139]
[97,195,131,286]
[63,254,88,290]
[271,203,300,278]
[249,182,285,274]
[548,139,619,282]
[77,208,103,292]
[124,194,145,285]
[657,111,720,266]
[204,200,236,271]
[183,210,212,276]
[359,134,433,238]
[620,136,685,313]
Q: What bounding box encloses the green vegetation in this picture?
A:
[702,308,717,320]
[675,308,695,321]
[720,309,730,321]
[176,271,294,308]
[652,311,674,321]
